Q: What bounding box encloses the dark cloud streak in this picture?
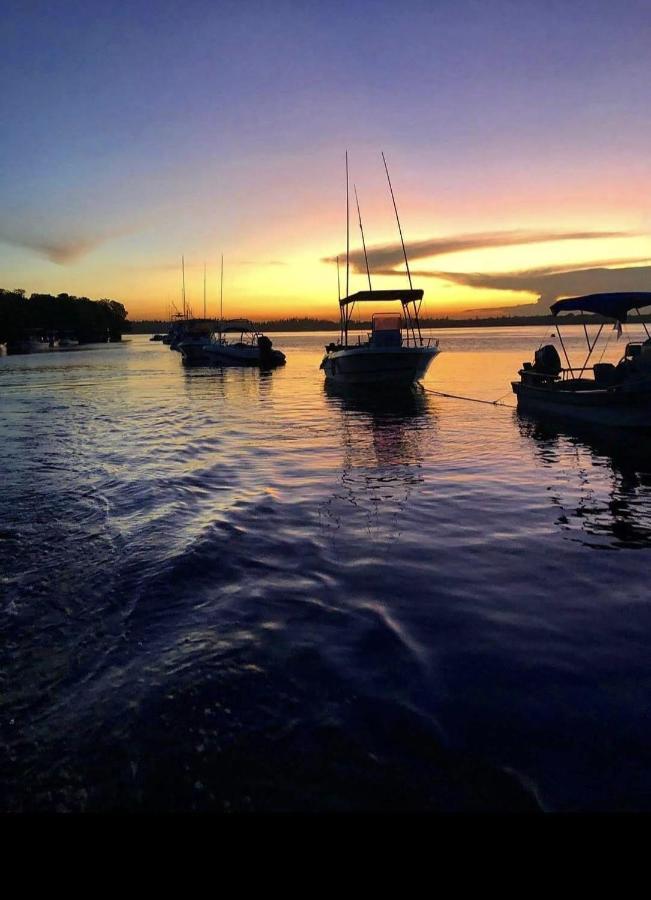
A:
[0,225,130,264]
[323,229,636,275]
[432,261,651,315]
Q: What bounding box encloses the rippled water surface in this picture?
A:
[3,328,651,812]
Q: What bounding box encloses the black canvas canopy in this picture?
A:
[339,289,423,308]
[551,292,651,322]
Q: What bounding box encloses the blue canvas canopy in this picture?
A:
[551,292,651,322]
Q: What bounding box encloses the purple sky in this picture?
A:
[2,0,651,318]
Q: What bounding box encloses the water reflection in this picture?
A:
[182,364,276,405]
[321,384,437,543]
[518,412,651,548]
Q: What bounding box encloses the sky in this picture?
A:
[2,0,651,321]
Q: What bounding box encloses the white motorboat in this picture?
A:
[320,151,440,387]
[320,291,439,386]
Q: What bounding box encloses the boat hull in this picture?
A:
[512,381,651,427]
[180,341,286,368]
[6,340,52,354]
[321,346,439,386]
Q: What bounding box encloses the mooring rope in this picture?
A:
[422,386,516,408]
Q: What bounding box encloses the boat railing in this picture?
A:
[520,366,601,383]
[350,332,439,348]
[403,334,439,348]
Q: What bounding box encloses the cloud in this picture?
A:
[428,259,651,315]
[323,229,636,274]
[0,223,135,264]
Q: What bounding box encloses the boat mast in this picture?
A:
[354,185,372,292]
[203,262,206,319]
[382,152,421,346]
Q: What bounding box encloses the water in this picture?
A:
[2,327,651,812]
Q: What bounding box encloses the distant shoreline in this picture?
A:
[129,313,651,333]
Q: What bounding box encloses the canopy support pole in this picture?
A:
[337,257,343,345]
[412,299,423,345]
[555,322,575,378]
[578,322,604,379]
[635,307,650,338]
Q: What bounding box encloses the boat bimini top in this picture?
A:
[339,288,424,308]
[530,292,651,382]
[551,292,651,323]
[338,288,426,347]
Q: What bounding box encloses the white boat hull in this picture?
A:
[321,345,440,386]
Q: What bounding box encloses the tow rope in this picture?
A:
[422,387,516,408]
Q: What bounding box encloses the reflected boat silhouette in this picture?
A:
[182,361,277,405]
[322,382,435,542]
[518,412,651,548]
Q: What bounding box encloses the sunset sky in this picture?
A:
[2,0,651,320]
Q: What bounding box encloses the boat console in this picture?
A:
[370,313,402,348]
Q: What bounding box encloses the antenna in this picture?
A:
[354,184,372,292]
[345,150,350,300]
[381,152,412,289]
[203,262,206,319]
[220,254,224,324]
[182,255,187,317]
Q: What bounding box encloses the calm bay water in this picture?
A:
[2,327,651,812]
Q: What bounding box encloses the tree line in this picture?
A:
[127,312,651,333]
[0,289,130,344]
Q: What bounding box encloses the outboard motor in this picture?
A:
[257,334,276,368]
[533,344,561,376]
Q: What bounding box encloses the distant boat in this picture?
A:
[57,333,79,348]
[6,332,52,354]
[179,321,286,368]
[512,292,651,427]
[320,152,440,387]
[168,318,213,351]
[167,255,194,350]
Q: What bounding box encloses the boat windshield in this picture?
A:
[372,313,402,331]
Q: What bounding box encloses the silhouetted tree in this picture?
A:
[0,289,130,345]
